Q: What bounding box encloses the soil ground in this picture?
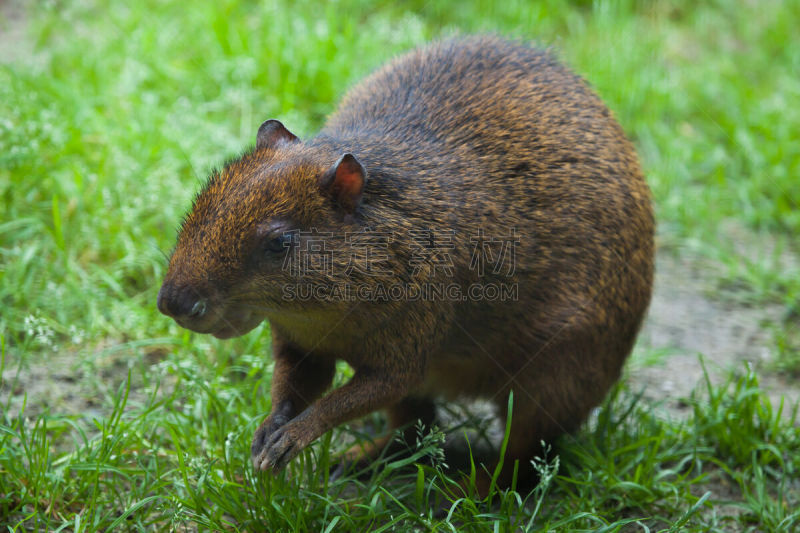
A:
[5,249,798,423]
[630,250,798,417]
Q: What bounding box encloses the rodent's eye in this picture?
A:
[265,233,290,254]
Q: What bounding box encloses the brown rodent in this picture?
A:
[157,35,654,495]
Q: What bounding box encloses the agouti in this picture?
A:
[157,35,654,495]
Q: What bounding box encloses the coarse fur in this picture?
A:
[158,35,655,495]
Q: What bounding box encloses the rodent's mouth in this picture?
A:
[173,307,265,339]
[209,310,266,339]
[210,326,246,339]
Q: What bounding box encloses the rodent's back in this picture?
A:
[325,36,618,161]
[322,35,652,285]
[322,36,654,374]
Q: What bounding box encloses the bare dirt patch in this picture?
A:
[0,0,37,66]
[630,249,799,418]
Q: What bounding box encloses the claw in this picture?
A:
[271,439,295,471]
[251,411,293,468]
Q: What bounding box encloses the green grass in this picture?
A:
[1,0,799,530]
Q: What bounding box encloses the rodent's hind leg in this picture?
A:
[469,392,561,499]
[331,396,436,479]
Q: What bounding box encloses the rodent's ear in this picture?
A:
[318,153,367,213]
[256,119,299,150]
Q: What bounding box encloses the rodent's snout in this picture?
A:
[157,281,208,322]
[156,279,265,338]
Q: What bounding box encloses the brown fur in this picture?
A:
[157,36,654,495]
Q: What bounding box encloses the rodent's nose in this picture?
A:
[157,282,208,320]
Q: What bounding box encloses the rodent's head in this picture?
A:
[157,120,367,338]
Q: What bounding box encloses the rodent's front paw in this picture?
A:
[250,413,290,467]
[252,422,307,472]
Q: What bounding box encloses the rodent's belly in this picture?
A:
[416,351,501,401]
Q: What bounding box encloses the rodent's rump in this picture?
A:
[157,36,654,495]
